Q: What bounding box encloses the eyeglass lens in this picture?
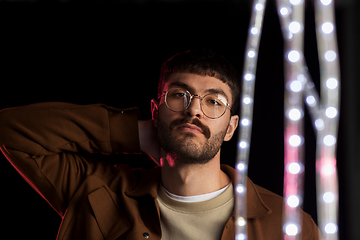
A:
[165,87,228,119]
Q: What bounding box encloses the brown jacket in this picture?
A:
[0,102,319,240]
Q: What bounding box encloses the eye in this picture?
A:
[206,97,224,107]
[173,92,186,98]
[167,88,188,98]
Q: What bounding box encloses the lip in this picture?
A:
[177,123,204,134]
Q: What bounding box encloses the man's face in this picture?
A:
[153,72,239,165]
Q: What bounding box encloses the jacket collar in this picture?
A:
[126,164,271,219]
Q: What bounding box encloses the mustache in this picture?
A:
[170,118,211,139]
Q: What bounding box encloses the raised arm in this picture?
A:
[0,102,140,216]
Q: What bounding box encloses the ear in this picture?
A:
[151,98,159,128]
[224,115,239,142]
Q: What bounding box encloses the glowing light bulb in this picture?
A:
[325,223,338,234]
[315,119,325,130]
[306,96,316,107]
[236,233,246,240]
[322,22,334,34]
[288,162,302,174]
[237,162,247,171]
[323,192,335,203]
[251,27,259,35]
[280,7,289,16]
[255,3,264,11]
[243,96,252,105]
[287,195,300,208]
[288,108,302,121]
[321,0,332,6]
[244,73,254,81]
[290,80,303,92]
[236,184,245,193]
[237,217,246,227]
[326,78,338,89]
[247,50,256,58]
[290,0,303,5]
[325,107,338,118]
[323,135,336,146]
[289,21,301,34]
[241,118,250,126]
[239,141,248,149]
[289,135,302,147]
[325,50,337,62]
[285,224,299,236]
[288,50,301,62]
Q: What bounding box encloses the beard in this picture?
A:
[157,116,228,165]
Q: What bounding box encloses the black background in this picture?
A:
[1,0,359,239]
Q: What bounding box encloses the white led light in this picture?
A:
[321,22,334,34]
[280,7,289,16]
[290,80,303,92]
[285,224,299,236]
[326,78,338,89]
[325,107,338,118]
[321,0,332,6]
[251,27,259,35]
[236,233,246,240]
[289,0,303,5]
[241,118,250,126]
[288,108,302,121]
[289,21,302,34]
[237,162,247,171]
[288,50,301,63]
[287,195,300,208]
[288,162,302,174]
[323,192,335,203]
[306,95,316,107]
[239,141,248,149]
[289,135,302,147]
[237,217,246,227]
[324,50,337,62]
[315,119,325,130]
[325,223,338,234]
[243,96,252,105]
[323,135,336,146]
[247,50,256,58]
[244,73,254,81]
[255,3,264,11]
[236,184,245,193]
[321,164,336,175]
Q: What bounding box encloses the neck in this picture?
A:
[160,151,231,196]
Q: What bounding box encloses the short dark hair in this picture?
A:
[158,49,241,115]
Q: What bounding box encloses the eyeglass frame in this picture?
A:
[159,87,232,119]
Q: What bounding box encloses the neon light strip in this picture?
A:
[314,0,340,238]
[277,0,306,238]
[235,0,266,239]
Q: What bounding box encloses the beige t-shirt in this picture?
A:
[157,184,234,240]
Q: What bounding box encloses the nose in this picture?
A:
[184,95,203,118]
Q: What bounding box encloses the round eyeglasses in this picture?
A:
[162,87,231,119]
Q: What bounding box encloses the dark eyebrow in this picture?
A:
[205,88,229,101]
[167,81,195,92]
[167,81,229,102]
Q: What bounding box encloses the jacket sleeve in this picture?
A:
[0,102,141,217]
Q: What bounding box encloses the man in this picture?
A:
[0,49,319,239]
